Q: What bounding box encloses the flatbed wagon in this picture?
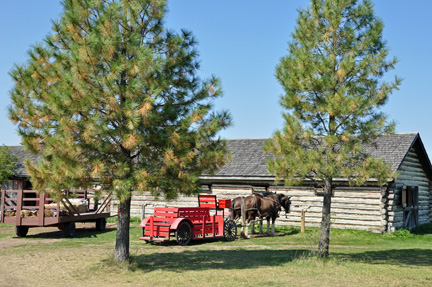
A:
[139,195,237,245]
[1,188,113,237]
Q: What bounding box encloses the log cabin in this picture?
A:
[199,132,432,232]
[3,132,432,233]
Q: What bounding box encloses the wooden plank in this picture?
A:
[148,231,170,237]
[16,189,23,226]
[152,217,177,223]
[292,202,381,210]
[290,206,382,216]
[199,203,217,208]
[140,237,169,242]
[280,217,384,226]
[198,195,217,201]
[287,211,384,221]
[0,190,5,223]
[155,207,179,212]
[290,196,381,205]
[144,226,170,232]
[144,222,171,227]
[38,193,46,226]
[178,207,209,212]
[180,212,211,218]
[96,193,112,214]
[193,226,221,232]
[153,212,179,218]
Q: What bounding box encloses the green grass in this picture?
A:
[1,222,432,286]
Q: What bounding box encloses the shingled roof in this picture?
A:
[8,146,39,177]
[202,132,432,183]
[7,133,432,183]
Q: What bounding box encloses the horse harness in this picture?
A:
[245,194,281,218]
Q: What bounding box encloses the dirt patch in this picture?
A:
[0,226,62,248]
[0,222,117,248]
[0,237,61,248]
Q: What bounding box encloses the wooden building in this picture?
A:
[4,133,432,233]
[133,132,432,233]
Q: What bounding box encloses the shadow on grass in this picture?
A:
[277,228,300,236]
[336,249,432,267]
[131,248,310,272]
[246,226,300,237]
[22,227,116,239]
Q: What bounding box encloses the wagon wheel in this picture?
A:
[175,221,192,246]
[224,219,237,242]
[15,226,29,237]
[63,222,76,238]
[96,217,106,231]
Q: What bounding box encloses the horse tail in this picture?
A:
[255,194,261,218]
[239,197,248,238]
[229,199,235,220]
[241,197,246,225]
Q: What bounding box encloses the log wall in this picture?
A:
[268,186,385,232]
[388,148,431,230]
[430,192,432,222]
[126,184,385,232]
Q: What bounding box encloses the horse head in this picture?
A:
[277,194,291,213]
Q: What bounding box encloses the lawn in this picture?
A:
[0,222,431,287]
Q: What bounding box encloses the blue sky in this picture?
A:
[1,1,431,155]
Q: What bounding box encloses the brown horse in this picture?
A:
[229,191,271,228]
[257,193,291,235]
[229,196,245,221]
[237,192,291,238]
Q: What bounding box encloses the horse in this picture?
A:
[229,196,244,221]
[238,192,291,238]
[229,191,274,230]
[257,193,291,235]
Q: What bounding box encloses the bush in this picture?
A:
[411,223,432,235]
[392,228,413,238]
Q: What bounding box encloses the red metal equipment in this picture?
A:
[139,195,237,245]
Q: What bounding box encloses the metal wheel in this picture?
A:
[224,219,237,242]
[63,222,76,238]
[175,221,192,246]
[15,226,29,237]
[96,217,106,231]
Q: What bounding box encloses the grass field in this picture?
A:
[1,221,431,287]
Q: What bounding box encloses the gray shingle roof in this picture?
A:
[364,133,420,172]
[8,146,40,177]
[213,138,270,177]
[7,133,431,181]
[211,133,431,179]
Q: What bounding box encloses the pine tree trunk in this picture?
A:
[114,195,131,264]
[318,178,332,257]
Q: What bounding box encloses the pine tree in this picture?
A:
[9,0,231,263]
[264,0,401,257]
[0,146,17,185]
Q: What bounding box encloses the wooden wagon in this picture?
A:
[139,195,237,245]
[1,188,113,238]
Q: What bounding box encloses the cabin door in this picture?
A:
[403,186,419,229]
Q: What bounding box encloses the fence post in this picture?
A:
[141,204,147,221]
[301,209,306,233]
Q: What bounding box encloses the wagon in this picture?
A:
[1,188,113,238]
[139,195,237,245]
